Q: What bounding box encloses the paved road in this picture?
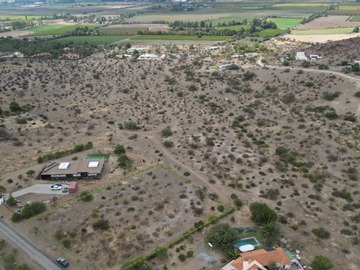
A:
[0,219,61,270]
[12,184,69,198]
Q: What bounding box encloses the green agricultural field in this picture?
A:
[131,35,231,41]
[339,5,360,11]
[351,15,360,22]
[48,35,131,45]
[291,28,354,35]
[27,24,98,36]
[215,25,250,31]
[256,28,286,37]
[0,15,44,20]
[98,26,147,35]
[267,17,303,29]
[129,13,242,23]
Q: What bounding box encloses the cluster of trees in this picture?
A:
[11,201,46,222]
[0,37,97,58]
[114,144,133,170]
[37,142,93,163]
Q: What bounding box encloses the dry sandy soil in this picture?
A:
[283,32,360,43]
[295,15,360,30]
[0,40,360,270]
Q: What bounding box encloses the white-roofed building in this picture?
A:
[41,159,105,180]
[295,52,308,61]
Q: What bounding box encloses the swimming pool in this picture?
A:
[234,237,260,248]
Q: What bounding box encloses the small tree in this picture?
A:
[114,144,126,155]
[6,194,17,207]
[310,256,333,270]
[161,127,173,137]
[118,154,133,169]
[260,223,280,246]
[93,219,110,230]
[80,191,93,202]
[249,202,277,226]
[26,170,35,178]
[206,223,239,250]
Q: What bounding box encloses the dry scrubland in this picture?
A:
[0,40,360,269]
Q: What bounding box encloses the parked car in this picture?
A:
[62,187,68,193]
[51,183,62,191]
[56,257,69,267]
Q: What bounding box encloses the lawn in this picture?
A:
[267,17,303,29]
[48,35,131,45]
[351,15,360,22]
[87,153,110,159]
[256,28,286,37]
[98,26,147,35]
[291,28,354,35]
[27,24,98,36]
[131,35,231,41]
[215,25,250,31]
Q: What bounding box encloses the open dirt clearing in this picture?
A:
[283,32,360,43]
[295,15,360,30]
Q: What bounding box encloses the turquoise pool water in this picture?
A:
[234,237,259,248]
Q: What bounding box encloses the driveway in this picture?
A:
[11,184,70,198]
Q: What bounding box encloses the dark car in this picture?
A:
[56,257,69,267]
[62,187,68,193]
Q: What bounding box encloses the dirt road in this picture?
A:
[0,219,61,270]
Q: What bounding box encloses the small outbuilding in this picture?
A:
[69,182,78,193]
[295,52,308,61]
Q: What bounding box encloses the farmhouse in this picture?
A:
[295,52,308,61]
[137,54,160,60]
[63,53,80,59]
[221,248,293,270]
[40,159,105,180]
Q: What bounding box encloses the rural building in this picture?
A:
[309,54,322,60]
[354,60,360,65]
[0,195,4,205]
[32,52,51,58]
[63,53,80,59]
[69,182,78,193]
[295,52,308,61]
[13,52,24,58]
[40,159,105,180]
[127,47,147,53]
[219,64,236,71]
[221,248,293,270]
[137,54,160,60]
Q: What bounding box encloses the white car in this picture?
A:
[51,183,62,190]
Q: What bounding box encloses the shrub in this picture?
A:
[310,255,333,270]
[118,154,133,169]
[93,219,110,230]
[6,195,17,207]
[186,250,194,257]
[312,228,330,239]
[161,127,173,137]
[178,253,186,262]
[21,201,46,219]
[249,202,277,225]
[163,140,174,148]
[206,223,238,250]
[114,144,126,155]
[80,191,93,202]
[124,121,140,130]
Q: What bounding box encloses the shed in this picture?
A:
[69,182,78,193]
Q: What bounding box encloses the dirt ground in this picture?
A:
[283,32,360,43]
[0,40,360,270]
[295,15,360,30]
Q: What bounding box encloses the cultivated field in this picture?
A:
[26,24,98,36]
[267,17,303,29]
[294,15,360,30]
[47,35,131,45]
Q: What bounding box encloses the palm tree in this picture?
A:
[260,223,280,246]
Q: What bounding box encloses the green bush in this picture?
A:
[21,201,46,219]
[80,191,93,202]
[249,202,277,225]
[178,253,186,262]
[312,228,330,239]
[93,219,110,230]
[310,255,333,270]
[118,154,133,169]
[163,140,174,148]
[161,127,173,137]
[114,144,126,155]
[206,223,238,250]
[6,195,17,207]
